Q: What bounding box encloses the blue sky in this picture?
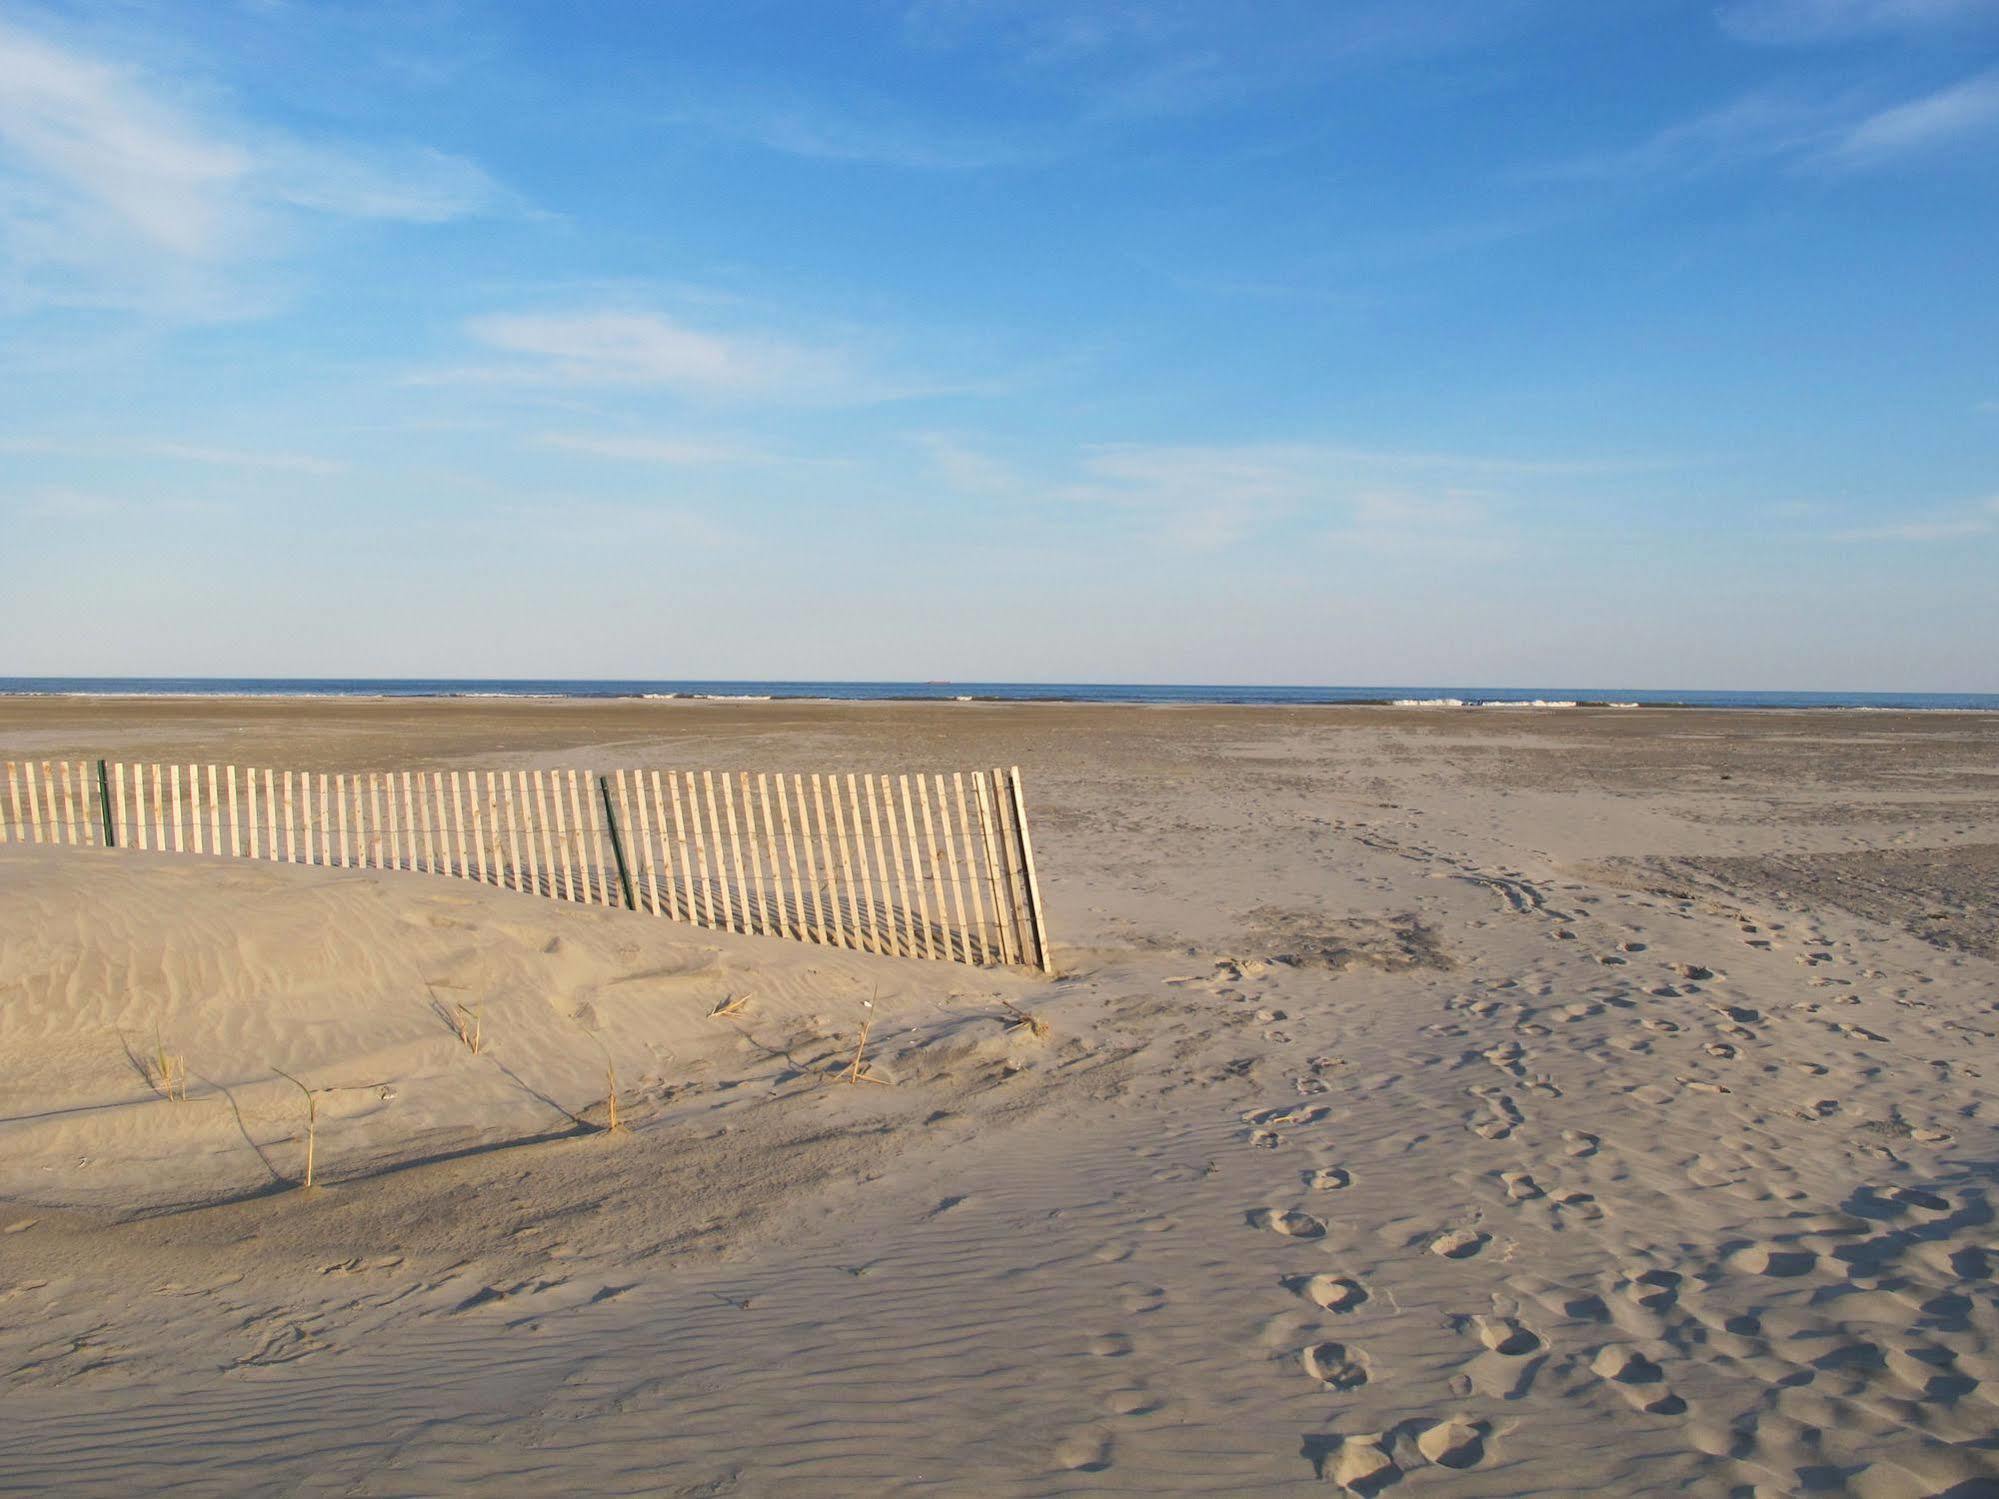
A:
[2,0,1995,688]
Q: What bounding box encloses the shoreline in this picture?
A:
[3,689,1997,714]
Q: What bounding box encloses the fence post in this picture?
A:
[1007,767,1053,975]
[96,759,115,848]
[598,774,636,911]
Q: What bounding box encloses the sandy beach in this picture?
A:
[3,698,1997,1496]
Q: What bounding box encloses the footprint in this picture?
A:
[1561,1130,1600,1157]
[1106,1388,1161,1417]
[1250,1208,1328,1239]
[1431,1228,1490,1260]
[1500,1170,1544,1201]
[1321,1434,1398,1492]
[1888,1186,1950,1214]
[1473,1315,1542,1355]
[1302,1340,1371,1390]
[1087,1333,1133,1358]
[1590,1344,1685,1414]
[1305,1167,1353,1191]
[1726,1245,1817,1277]
[320,1255,406,1277]
[1270,1105,1331,1127]
[1302,1274,1369,1313]
[1417,1416,1489,1469]
[1054,1427,1114,1472]
[1621,1269,1680,1310]
[1115,1283,1168,1314]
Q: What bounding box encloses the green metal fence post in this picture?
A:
[96,759,116,847]
[598,774,636,911]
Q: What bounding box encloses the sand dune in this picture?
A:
[3,700,1997,1495]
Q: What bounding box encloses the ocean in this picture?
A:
[2,679,1995,710]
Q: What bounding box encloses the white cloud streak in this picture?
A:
[534,432,760,465]
[1834,495,1999,541]
[0,435,344,473]
[677,94,1036,169]
[1544,69,1999,184]
[0,16,500,316]
[428,309,956,406]
[922,437,1595,551]
[1718,0,1995,45]
[1828,72,1999,164]
[463,312,830,393]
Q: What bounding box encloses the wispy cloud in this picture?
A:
[676,93,1037,169]
[4,483,232,521]
[534,432,761,465]
[913,433,1024,496]
[674,0,1532,175]
[460,311,833,393]
[1542,70,1999,184]
[423,308,965,405]
[145,443,346,475]
[1060,442,1541,549]
[490,496,736,550]
[0,435,344,473]
[0,16,501,317]
[1827,71,1999,165]
[1717,0,1994,45]
[922,436,1606,550]
[1835,495,1999,541]
[901,0,1528,123]
[6,485,130,521]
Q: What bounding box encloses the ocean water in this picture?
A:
[1,679,1995,710]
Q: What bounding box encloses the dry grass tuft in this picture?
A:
[582,1032,629,1135]
[273,1068,319,1188]
[999,1000,1052,1040]
[452,1002,484,1055]
[841,994,891,1086]
[709,991,753,1019]
[152,1027,188,1102]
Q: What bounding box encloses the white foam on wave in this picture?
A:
[1392,698,1466,707]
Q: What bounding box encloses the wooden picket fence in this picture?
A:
[0,759,1053,973]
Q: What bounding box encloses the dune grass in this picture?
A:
[152,1027,188,1102]
[999,1000,1052,1039]
[842,996,890,1086]
[272,1069,319,1188]
[579,1031,628,1135]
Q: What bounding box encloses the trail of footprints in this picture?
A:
[1235,1066,1506,1490]
[1200,861,1991,1491]
[1355,863,1975,1490]
[1445,879,1999,1491]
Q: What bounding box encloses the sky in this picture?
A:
[1,0,1996,689]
